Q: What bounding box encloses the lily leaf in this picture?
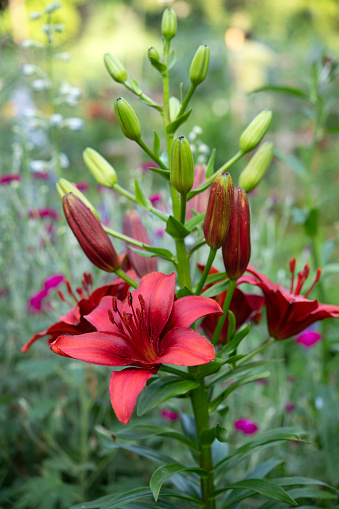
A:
[185,212,205,231]
[165,215,191,240]
[206,148,216,178]
[150,463,207,501]
[166,109,192,134]
[250,84,309,99]
[153,130,161,156]
[148,166,171,181]
[142,245,175,262]
[134,180,152,211]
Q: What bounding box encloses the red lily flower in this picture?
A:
[242,260,339,340]
[198,265,265,344]
[50,272,222,424]
[22,272,134,352]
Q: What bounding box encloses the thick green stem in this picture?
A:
[115,268,139,289]
[190,376,215,509]
[180,194,187,224]
[195,248,217,295]
[212,278,237,345]
[112,183,168,222]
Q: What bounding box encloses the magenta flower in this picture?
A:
[28,289,48,313]
[43,274,64,291]
[75,181,90,192]
[29,208,60,221]
[234,419,259,434]
[31,171,49,180]
[50,272,222,424]
[0,173,21,185]
[149,193,163,206]
[295,329,322,348]
[161,409,180,421]
[285,402,295,413]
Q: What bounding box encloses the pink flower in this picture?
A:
[295,329,322,348]
[43,274,64,291]
[149,193,163,206]
[75,182,90,192]
[28,289,48,313]
[50,272,222,424]
[155,228,165,238]
[0,174,21,185]
[29,208,60,221]
[31,171,49,180]
[140,161,159,173]
[285,402,295,413]
[161,409,180,421]
[234,419,259,434]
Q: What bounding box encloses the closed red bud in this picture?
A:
[123,210,157,277]
[222,187,251,279]
[62,193,120,272]
[203,172,234,250]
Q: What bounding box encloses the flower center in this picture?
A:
[289,258,321,298]
[108,293,158,362]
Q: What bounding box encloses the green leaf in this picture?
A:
[219,325,250,356]
[200,279,228,298]
[99,439,176,465]
[168,50,176,70]
[185,212,205,231]
[148,166,171,180]
[288,487,338,500]
[126,75,142,95]
[196,357,225,378]
[128,246,157,258]
[250,84,309,99]
[150,463,207,501]
[134,180,152,210]
[274,148,306,177]
[274,476,339,492]
[176,287,194,298]
[201,424,228,446]
[153,130,161,156]
[211,359,279,386]
[142,245,175,262]
[166,109,192,134]
[212,479,298,506]
[137,376,199,416]
[149,58,167,74]
[206,148,216,178]
[227,310,236,341]
[204,271,227,285]
[304,207,319,237]
[165,215,191,240]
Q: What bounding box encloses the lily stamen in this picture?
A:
[304,268,322,298]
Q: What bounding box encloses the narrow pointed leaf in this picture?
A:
[185,212,205,231]
[134,180,152,210]
[176,287,194,298]
[250,84,309,99]
[274,476,339,492]
[206,148,216,178]
[165,215,191,240]
[168,50,176,70]
[211,479,298,505]
[142,245,175,262]
[150,463,208,501]
[201,280,228,298]
[166,109,192,134]
[148,166,171,180]
[137,376,199,416]
[126,75,142,95]
[219,325,250,356]
[153,130,161,156]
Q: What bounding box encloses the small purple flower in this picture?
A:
[161,409,180,421]
[43,274,64,291]
[285,402,295,413]
[28,289,48,313]
[0,174,21,185]
[29,208,60,221]
[139,161,160,173]
[75,181,90,192]
[149,193,162,206]
[155,228,165,238]
[31,171,49,180]
[234,419,259,435]
[295,329,322,348]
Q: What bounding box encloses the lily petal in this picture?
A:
[165,295,223,331]
[85,295,124,330]
[157,327,215,365]
[50,332,141,366]
[109,368,156,424]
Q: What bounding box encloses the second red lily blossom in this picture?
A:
[242,260,339,340]
[50,272,223,424]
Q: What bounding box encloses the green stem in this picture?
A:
[187,150,244,201]
[195,248,217,295]
[104,226,149,249]
[190,376,215,509]
[180,194,187,224]
[177,83,196,117]
[188,238,207,258]
[237,338,275,366]
[137,138,169,171]
[175,239,191,290]
[112,183,168,222]
[115,268,139,289]
[212,278,237,345]
[79,379,90,501]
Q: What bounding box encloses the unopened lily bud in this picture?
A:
[83,148,118,188]
[123,210,157,277]
[56,178,99,220]
[239,142,274,193]
[161,8,177,41]
[203,172,234,250]
[190,45,210,86]
[104,53,128,84]
[148,46,160,63]
[170,136,194,195]
[239,110,272,153]
[222,187,251,280]
[114,97,141,141]
[63,193,120,272]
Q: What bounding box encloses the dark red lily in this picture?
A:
[50,272,222,424]
[198,265,265,343]
[22,272,134,352]
[242,260,339,340]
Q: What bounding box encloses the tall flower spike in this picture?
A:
[203,172,234,250]
[222,187,251,279]
[63,193,120,273]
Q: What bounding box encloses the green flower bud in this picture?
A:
[83,148,118,188]
[190,45,210,86]
[170,136,195,195]
[239,110,272,153]
[56,178,100,220]
[161,8,177,40]
[114,97,141,141]
[104,53,128,84]
[222,188,251,280]
[203,172,234,250]
[148,46,160,63]
[239,142,274,193]
[63,193,120,273]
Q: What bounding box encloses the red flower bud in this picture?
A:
[62,193,120,272]
[203,172,234,250]
[222,187,251,279]
[123,210,157,277]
